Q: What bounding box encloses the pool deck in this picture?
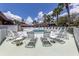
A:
[0,28,79,56]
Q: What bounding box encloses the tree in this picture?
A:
[43,14,53,24]
[58,3,71,24]
[58,16,68,26]
[43,14,48,23]
[13,19,21,25]
[46,15,52,23]
[32,20,38,25]
[53,7,62,25]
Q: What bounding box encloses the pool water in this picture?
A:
[33,29,46,32]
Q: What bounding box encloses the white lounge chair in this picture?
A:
[6,30,27,41]
[25,38,37,48]
[40,31,52,47]
[49,37,65,44]
[27,31,34,39]
[6,30,19,41]
[40,37,52,47]
[56,27,68,40]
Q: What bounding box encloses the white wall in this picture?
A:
[0,25,19,45]
[0,28,7,45]
[0,25,18,31]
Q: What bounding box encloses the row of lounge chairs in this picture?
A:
[43,27,68,44]
[52,27,68,39]
[5,27,68,48]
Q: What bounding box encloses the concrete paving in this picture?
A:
[0,28,78,56]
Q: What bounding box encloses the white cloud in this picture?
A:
[3,11,22,22]
[26,11,44,25]
[25,11,44,25]
[60,3,79,17]
[60,12,67,17]
[70,7,79,14]
[25,16,33,25]
[33,11,44,23]
[38,11,44,19]
[34,17,38,21]
[38,20,43,23]
[38,11,44,23]
[70,3,79,8]
[70,3,79,14]
[47,11,53,15]
[33,11,53,23]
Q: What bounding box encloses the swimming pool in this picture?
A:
[33,29,47,32]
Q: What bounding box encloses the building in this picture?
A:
[0,11,14,25]
[20,22,30,27]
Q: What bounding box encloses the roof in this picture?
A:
[0,11,12,22]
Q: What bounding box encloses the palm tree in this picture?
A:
[46,15,51,23]
[43,14,53,24]
[43,14,47,23]
[58,3,71,24]
[53,7,62,25]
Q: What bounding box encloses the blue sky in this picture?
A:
[0,3,58,19]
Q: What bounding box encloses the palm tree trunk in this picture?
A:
[57,14,58,26]
[65,3,71,25]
